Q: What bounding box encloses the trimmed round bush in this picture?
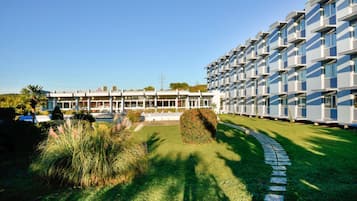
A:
[180,109,218,144]
[30,120,147,187]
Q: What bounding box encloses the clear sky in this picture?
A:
[0,0,304,93]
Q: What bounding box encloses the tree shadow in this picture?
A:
[146,132,165,153]
[215,124,271,201]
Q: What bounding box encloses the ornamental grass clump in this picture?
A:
[180,109,218,144]
[30,120,147,187]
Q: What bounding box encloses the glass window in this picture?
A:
[298,96,306,107]
[352,21,357,39]
[353,57,357,72]
[298,69,307,81]
[324,32,336,48]
[299,19,305,31]
[281,50,288,63]
[353,0,357,4]
[298,43,306,56]
[324,94,337,108]
[281,73,288,85]
[324,63,337,78]
[323,3,336,18]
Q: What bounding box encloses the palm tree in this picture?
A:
[21,85,46,123]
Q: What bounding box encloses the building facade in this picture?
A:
[46,90,220,113]
[206,0,357,126]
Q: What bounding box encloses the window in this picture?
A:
[281,27,288,44]
[298,19,305,31]
[281,73,288,85]
[298,96,306,107]
[323,2,336,18]
[353,57,357,72]
[352,21,357,39]
[352,0,357,4]
[298,43,306,56]
[324,94,337,108]
[298,69,307,81]
[324,63,337,78]
[281,50,288,64]
[324,32,336,48]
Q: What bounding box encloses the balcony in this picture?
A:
[261,86,270,96]
[288,55,306,68]
[297,106,307,119]
[288,30,306,44]
[246,51,257,61]
[324,77,337,90]
[296,81,307,93]
[324,108,337,122]
[312,15,336,33]
[246,69,258,79]
[280,105,288,117]
[258,66,270,76]
[271,60,288,72]
[339,4,357,21]
[312,47,337,63]
[339,39,357,56]
[270,38,288,51]
[238,73,246,81]
[238,57,246,65]
[257,46,269,57]
[230,60,239,68]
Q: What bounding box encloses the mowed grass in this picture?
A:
[0,123,271,201]
[220,114,357,201]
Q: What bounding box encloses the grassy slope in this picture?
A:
[220,114,357,201]
[0,123,271,201]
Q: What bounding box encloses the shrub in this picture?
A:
[127,110,142,123]
[51,106,64,120]
[30,120,147,187]
[0,107,16,121]
[180,109,218,144]
[73,112,95,123]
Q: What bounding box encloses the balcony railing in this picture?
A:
[257,46,269,56]
[280,105,288,117]
[324,78,337,89]
[340,4,357,21]
[297,106,306,118]
[324,108,337,120]
[312,15,336,33]
[246,51,257,60]
[270,37,288,50]
[340,39,357,55]
[297,81,307,92]
[288,55,306,68]
[288,30,306,43]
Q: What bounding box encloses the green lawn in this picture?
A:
[220,114,357,201]
[0,123,270,201]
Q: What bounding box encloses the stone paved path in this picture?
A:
[221,122,291,201]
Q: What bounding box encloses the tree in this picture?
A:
[21,85,46,123]
[103,86,108,91]
[144,86,155,91]
[169,82,189,90]
[189,84,208,92]
[112,86,118,92]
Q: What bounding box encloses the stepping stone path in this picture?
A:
[221,122,291,201]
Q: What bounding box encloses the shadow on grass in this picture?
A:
[216,124,271,201]
[221,114,357,200]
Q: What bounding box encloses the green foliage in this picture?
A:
[169,82,189,90]
[51,106,64,120]
[0,94,30,114]
[189,84,208,92]
[111,86,118,92]
[144,86,155,91]
[30,121,148,187]
[0,107,16,121]
[73,111,96,123]
[127,110,142,122]
[0,121,44,152]
[180,109,217,144]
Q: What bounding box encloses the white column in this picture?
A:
[186,96,190,109]
[198,97,201,108]
[143,97,146,110]
[175,97,178,112]
[121,96,124,112]
[87,98,91,112]
[154,95,158,112]
[75,97,79,112]
[109,96,113,113]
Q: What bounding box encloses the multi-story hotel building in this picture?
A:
[46,90,220,113]
[206,0,357,126]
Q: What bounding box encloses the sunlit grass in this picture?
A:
[220,114,357,201]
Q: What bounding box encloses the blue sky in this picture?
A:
[0,0,304,93]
